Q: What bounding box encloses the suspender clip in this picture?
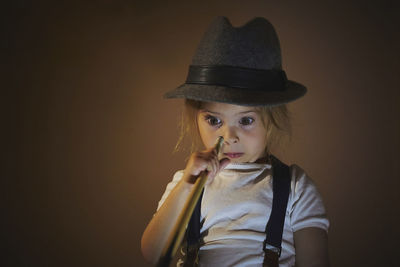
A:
[263,240,281,257]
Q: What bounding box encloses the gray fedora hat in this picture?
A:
[164,16,307,106]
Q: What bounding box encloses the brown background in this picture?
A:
[3,0,399,266]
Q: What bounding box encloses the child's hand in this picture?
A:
[182,147,230,184]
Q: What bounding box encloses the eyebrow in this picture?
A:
[199,109,256,115]
[199,109,221,115]
[237,110,257,114]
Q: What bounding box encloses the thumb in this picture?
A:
[218,158,231,172]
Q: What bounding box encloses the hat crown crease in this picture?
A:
[192,16,282,70]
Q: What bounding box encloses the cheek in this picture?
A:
[245,128,268,149]
[197,122,216,148]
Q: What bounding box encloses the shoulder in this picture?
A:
[287,164,327,203]
[270,156,310,189]
[171,170,185,182]
[162,170,185,195]
[289,164,316,192]
[156,170,185,211]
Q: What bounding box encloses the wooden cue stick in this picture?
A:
[157,136,224,267]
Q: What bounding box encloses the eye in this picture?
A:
[205,115,222,127]
[239,116,254,126]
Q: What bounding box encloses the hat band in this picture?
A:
[185,65,287,91]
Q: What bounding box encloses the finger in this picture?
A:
[218,158,231,171]
[205,157,227,185]
[205,173,215,185]
[193,158,209,176]
[206,162,218,184]
[206,157,217,175]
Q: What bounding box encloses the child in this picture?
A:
[141,17,329,267]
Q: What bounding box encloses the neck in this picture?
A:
[254,154,270,164]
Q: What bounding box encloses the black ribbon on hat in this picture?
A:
[185,65,287,91]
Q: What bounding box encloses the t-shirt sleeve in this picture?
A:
[288,165,330,232]
[156,170,185,211]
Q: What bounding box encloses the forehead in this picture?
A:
[200,102,258,115]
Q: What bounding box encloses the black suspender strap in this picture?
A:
[187,189,203,247]
[263,155,291,267]
[183,189,204,266]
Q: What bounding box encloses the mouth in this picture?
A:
[223,152,244,159]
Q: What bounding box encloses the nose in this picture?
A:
[222,126,239,145]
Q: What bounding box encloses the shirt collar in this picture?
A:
[223,162,272,171]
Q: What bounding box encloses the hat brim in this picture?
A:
[164,80,307,107]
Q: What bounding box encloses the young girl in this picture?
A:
[141,17,329,267]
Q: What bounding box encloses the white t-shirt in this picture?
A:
[157,162,329,267]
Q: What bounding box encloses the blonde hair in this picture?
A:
[175,99,291,156]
